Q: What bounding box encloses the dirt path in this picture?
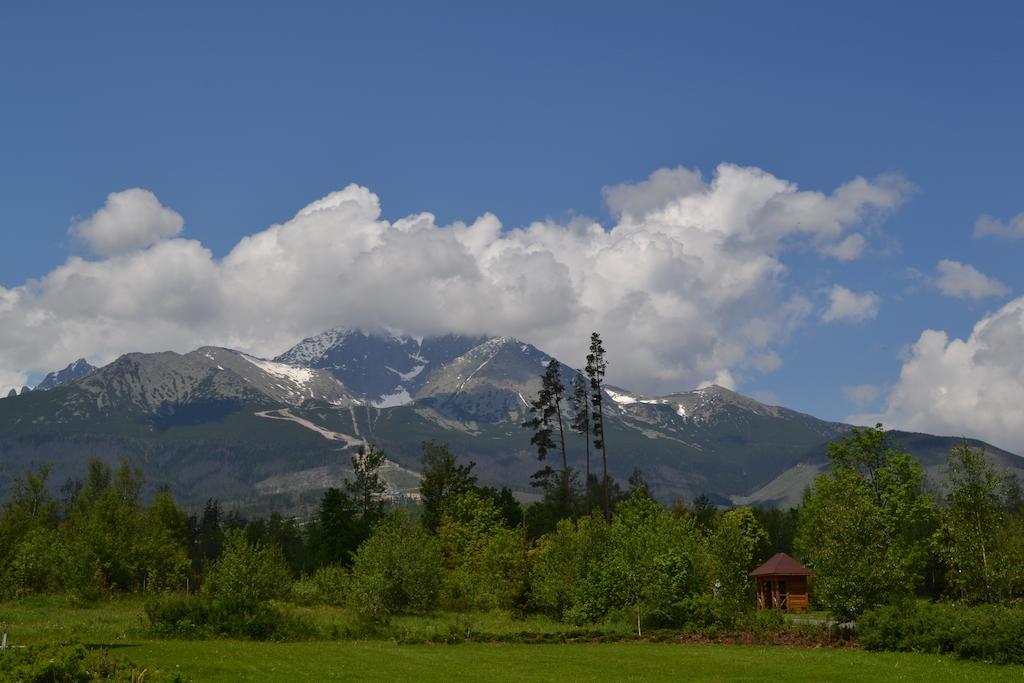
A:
[255,408,365,448]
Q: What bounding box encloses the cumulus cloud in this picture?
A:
[822,286,879,323]
[843,383,880,407]
[821,233,866,261]
[0,370,27,397]
[934,259,1009,301]
[974,212,1024,240]
[858,298,1024,454]
[69,189,184,256]
[0,163,908,396]
[603,167,704,220]
[698,369,738,391]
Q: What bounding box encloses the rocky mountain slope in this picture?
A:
[732,430,1024,508]
[274,329,487,406]
[35,358,97,390]
[1,328,1020,510]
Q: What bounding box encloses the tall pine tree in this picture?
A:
[522,358,570,503]
[570,370,592,511]
[345,445,387,520]
[585,332,611,521]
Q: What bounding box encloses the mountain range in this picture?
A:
[1,328,1020,511]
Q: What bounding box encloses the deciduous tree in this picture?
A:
[938,443,1018,602]
[796,425,937,619]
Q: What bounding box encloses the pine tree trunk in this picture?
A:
[554,401,570,508]
[599,398,610,522]
[584,425,591,515]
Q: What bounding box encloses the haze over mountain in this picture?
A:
[1,328,1019,512]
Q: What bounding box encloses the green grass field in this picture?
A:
[2,597,1023,682]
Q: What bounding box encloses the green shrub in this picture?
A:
[0,642,182,682]
[860,601,1024,664]
[202,530,292,608]
[60,538,105,605]
[10,527,64,596]
[145,592,317,641]
[145,593,208,638]
[290,565,348,606]
[665,593,720,629]
[314,565,349,601]
[348,510,443,622]
[738,605,786,631]
[290,574,323,607]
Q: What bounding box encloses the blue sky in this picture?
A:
[1,1,1022,445]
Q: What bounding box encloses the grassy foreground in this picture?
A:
[2,597,1023,682]
[127,641,1024,682]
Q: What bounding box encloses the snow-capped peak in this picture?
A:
[275,328,359,365]
[241,354,317,385]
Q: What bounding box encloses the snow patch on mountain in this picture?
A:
[606,388,638,405]
[374,388,413,408]
[388,364,426,381]
[275,328,356,365]
[242,354,316,385]
[458,357,493,392]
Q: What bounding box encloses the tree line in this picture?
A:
[2,426,1019,634]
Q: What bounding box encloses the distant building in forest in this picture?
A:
[750,552,811,612]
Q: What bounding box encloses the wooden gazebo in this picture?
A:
[750,552,810,612]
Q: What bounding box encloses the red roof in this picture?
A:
[749,552,811,577]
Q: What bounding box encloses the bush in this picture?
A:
[667,594,722,629]
[348,510,443,622]
[202,530,293,607]
[145,592,317,641]
[860,601,1024,664]
[0,642,182,682]
[10,527,64,596]
[291,565,349,606]
[440,525,529,613]
[60,538,105,605]
[313,565,349,606]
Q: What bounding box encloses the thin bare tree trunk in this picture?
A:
[554,400,570,508]
[584,424,591,514]
[599,398,609,522]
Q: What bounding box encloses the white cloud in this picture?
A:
[822,286,879,323]
[843,383,880,407]
[934,259,1009,301]
[860,298,1024,454]
[699,369,737,391]
[603,167,704,220]
[821,233,866,261]
[0,164,908,397]
[69,189,184,256]
[0,370,28,398]
[974,212,1024,240]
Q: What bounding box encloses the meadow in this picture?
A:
[2,597,1023,682]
